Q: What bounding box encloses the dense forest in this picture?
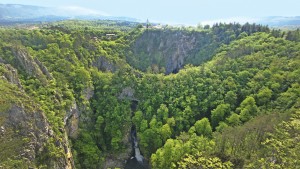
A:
[0,20,299,169]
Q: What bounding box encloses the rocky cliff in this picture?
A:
[129,29,213,74]
[0,49,74,168]
[0,74,72,168]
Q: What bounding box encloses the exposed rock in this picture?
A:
[1,63,23,89]
[132,30,203,74]
[34,57,53,80]
[65,101,80,139]
[93,55,131,73]
[0,81,74,168]
[83,87,94,100]
[13,49,43,77]
[103,126,132,169]
[12,48,51,84]
[93,56,117,72]
[0,126,5,135]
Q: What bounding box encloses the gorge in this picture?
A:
[0,20,299,169]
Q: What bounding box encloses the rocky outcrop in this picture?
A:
[65,102,80,139]
[131,30,201,74]
[34,57,53,80]
[0,99,72,168]
[6,105,51,162]
[12,48,52,84]
[0,63,23,89]
[92,56,131,73]
[103,126,132,169]
[83,87,94,100]
[0,67,73,168]
[93,56,117,72]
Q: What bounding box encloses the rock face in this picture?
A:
[65,102,80,139]
[103,125,132,169]
[131,30,202,74]
[0,54,73,168]
[0,63,23,89]
[0,81,72,168]
[12,48,52,84]
[6,105,50,162]
[92,55,130,73]
[93,56,117,72]
[118,87,136,100]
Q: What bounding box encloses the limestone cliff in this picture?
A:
[0,50,74,168]
[0,79,72,168]
[129,30,207,74]
[12,47,52,84]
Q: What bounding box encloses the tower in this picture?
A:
[146,19,150,29]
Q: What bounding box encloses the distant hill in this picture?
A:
[258,16,300,28]
[1,4,300,29]
[0,4,139,23]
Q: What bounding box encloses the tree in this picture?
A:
[248,112,300,168]
[157,104,169,123]
[238,96,259,122]
[160,124,172,142]
[256,87,272,107]
[132,110,143,129]
[216,122,229,132]
[226,113,241,126]
[211,104,231,128]
[177,152,233,169]
[225,91,237,108]
[194,118,212,137]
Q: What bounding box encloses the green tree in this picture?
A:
[177,152,233,169]
[194,118,212,137]
[226,113,241,126]
[157,104,169,123]
[160,124,172,142]
[225,91,237,108]
[248,112,300,168]
[211,103,231,128]
[256,87,272,107]
[238,96,259,122]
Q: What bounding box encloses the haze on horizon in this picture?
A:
[1,0,299,25]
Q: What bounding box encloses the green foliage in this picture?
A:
[128,23,270,73]
[178,152,233,169]
[0,21,299,169]
[151,134,215,169]
[0,158,29,169]
[238,96,259,122]
[211,104,231,128]
[247,111,300,168]
[194,118,213,137]
[73,132,103,169]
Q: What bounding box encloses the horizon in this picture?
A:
[1,0,300,25]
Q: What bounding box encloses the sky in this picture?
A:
[1,0,300,25]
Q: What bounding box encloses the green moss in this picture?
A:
[0,128,27,162]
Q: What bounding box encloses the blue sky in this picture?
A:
[1,0,300,25]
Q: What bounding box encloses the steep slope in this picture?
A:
[127,23,270,74]
[144,32,300,168]
[0,64,73,168]
[0,21,299,169]
[0,24,135,168]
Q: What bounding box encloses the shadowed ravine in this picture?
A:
[125,101,149,169]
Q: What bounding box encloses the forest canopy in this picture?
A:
[0,20,299,168]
